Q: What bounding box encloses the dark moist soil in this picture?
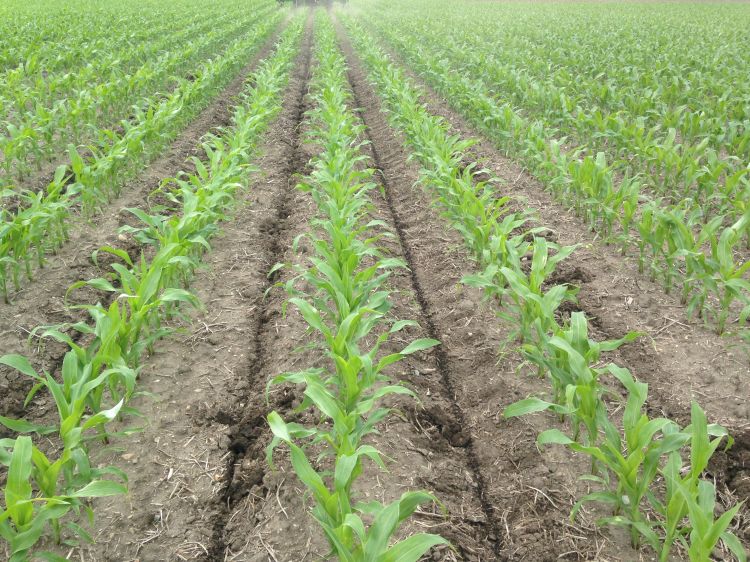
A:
[217,17,495,561]
[0,19,288,432]
[355,19,750,530]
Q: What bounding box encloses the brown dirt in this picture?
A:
[3,7,749,562]
[216,18,495,561]
[0,12,272,196]
[333,19,651,562]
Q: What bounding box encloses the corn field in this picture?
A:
[1,0,748,560]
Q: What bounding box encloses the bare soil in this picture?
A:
[0,18,288,427]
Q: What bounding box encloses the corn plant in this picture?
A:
[266,14,447,560]
[0,437,126,562]
[504,312,640,448]
[675,480,746,562]
[499,237,578,343]
[349,1,750,336]
[653,403,743,562]
[537,367,688,549]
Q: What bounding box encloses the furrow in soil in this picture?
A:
[334,16,655,561]
[365,25,750,516]
[334,19,504,561]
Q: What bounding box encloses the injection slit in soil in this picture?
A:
[334,18,505,560]
[204,12,314,561]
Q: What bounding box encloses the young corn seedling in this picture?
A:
[653,403,743,562]
[0,351,131,451]
[0,436,126,561]
[674,479,746,562]
[707,211,750,334]
[499,237,578,344]
[504,312,640,450]
[538,366,689,550]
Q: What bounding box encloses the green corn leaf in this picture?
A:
[290,297,327,334]
[6,436,34,527]
[719,530,748,562]
[69,480,127,498]
[0,416,56,435]
[399,338,440,355]
[289,442,329,503]
[0,355,40,379]
[81,400,124,431]
[502,397,569,418]
[267,411,292,442]
[380,533,449,562]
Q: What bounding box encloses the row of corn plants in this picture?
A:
[0,0,222,77]
[0,19,304,560]
[374,6,750,223]
[340,15,748,561]
[2,6,276,195]
[0,7,242,115]
[0,9,284,305]
[0,2,277,183]
[265,12,448,561]
[350,4,750,340]
[355,0,750,229]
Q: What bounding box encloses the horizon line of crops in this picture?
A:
[0,0,238,73]
[265,11,448,561]
[0,2,277,183]
[355,6,750,340]
[0,19,304,560]
[0,8,285,305]
[340,14,747,561]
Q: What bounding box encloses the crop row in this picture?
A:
[0,18,303,560]
[360,0,750,225]
[340,13,748,561]
[0,9,283,304]
[0,2,277,182]
[266,12,447,561]
[0,0,247,73]
[352,4,750,338]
